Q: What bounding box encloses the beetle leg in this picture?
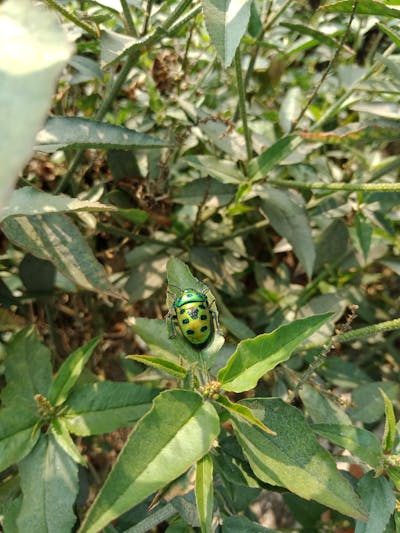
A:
[166,311,178,339]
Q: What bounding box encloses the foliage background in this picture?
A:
[1,0,400,531]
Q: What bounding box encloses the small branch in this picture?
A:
[44,0,99,37]
[234,48,252,161]
[335,318,400,344]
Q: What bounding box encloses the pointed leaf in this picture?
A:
[380,388,396,453]
[51,418,86,466]
[201,0,253,66]
[63,381,158,436]
[355,472,395,533]
[2,327,52,408]
[218,313,333,393]
[215,394,275,435]
[1,213,122,298]
[312,424,382,467]
[195,454,214,533]
[35,116,172,153]
[233,398,368,521]
[48,337,101,406]
[0,0,71,208]
[17,434,79,533]
[79,390,220,533]
[249,135,301,182]
[300,120,400,144]
[0,407,40,471]
[259,186,315,277]
[300,383,352,425]
[0,187,115,223]
[321,0,400,19]
[127,355,187,380]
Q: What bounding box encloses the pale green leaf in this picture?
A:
[35,116,172,153]
[380,388,396,453]
[218,313,333,393]
[201,0,253,66]
[51,418,86,466]
[63,381,159,436]
[0,0,72,208]
[233,398,368,521]
[127,355,187,380]
[1,213,122,298]
[322,0,400,18]
[249,135,301,182]
[79,390,220,533]
[17,434,79,533]
[0,187,116,223]
[195,454,214,533]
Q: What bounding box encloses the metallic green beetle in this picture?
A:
[167,288,215,346]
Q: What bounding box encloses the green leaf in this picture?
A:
[378,22,400,47]
[0,187,116,223]
[0,407,40,471]
[47,337,101,406]
[2,327,52,409]
[0,0,71,208]
[218,313,333,393]
[233,398,368,521]
[195,454,214,533]
[1,213,122,299]
[222,515,278,532]
[127,355,187,380]
[183,155,245,184]
[201,0,253,66]
[215,395,276,435]
[355,212,372,261]
[63,381,159,436]
[17,434,79,533]
[79,390,220,533]
[51,418,86,466]
[312,424,382,467]
[355,472,395,533]
[35,116,172,153]
[249,135,301,182]
[349,381,399,424]
[281,22,349,50]
[321,0,400,18]
[380,388,396,453]
[259,186,315,277]
[300,384,352,425]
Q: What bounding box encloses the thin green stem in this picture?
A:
[44,0,99,37]
[234,48,252,161]
[141,0,154,36]
[268,178,400,192]
[335,318,400,344]
[120,0,138,37]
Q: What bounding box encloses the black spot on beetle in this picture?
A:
[182,318,190,324]
[200,314,207,320]
[200,325,208,332]
[186,329,195,335]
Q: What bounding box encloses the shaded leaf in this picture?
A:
[127,355,187,380]
[355,472,395,533]
[312,424,382,467]
[233,398,368,521]
[259,186,315,277]
[79,390,220,533]
[17,434,78,533]
[35,116,172,153]
[218,313,332,393]
[215,394,275,435]
[321,0,400,18]
[201,0,253,66]
[300,120,400,144]
[249,135,301,182]
[0,407,40,471]
[380,389,396,453]
[64,381,159,436]
[0,0,71,208]
[1,213,122,299]
[2,327,52,409]
[0,186,115,223]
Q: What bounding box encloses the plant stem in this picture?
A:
[335,318,400,344]
[234,48,252,161]
[141,0,154,36]
[44,0,99,37]
[120,0,138,37]
[268,178,400,192]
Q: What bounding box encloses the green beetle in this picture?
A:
[167,288,215,346]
